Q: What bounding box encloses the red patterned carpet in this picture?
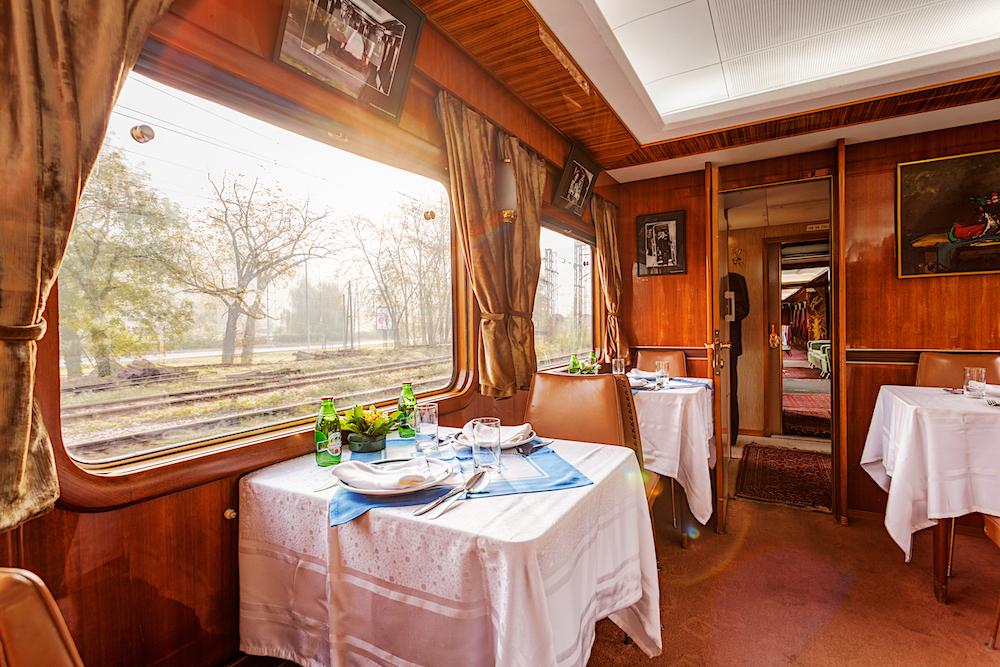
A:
[734,443,832,510]
[782,365,823,379]
[782,392,831,437]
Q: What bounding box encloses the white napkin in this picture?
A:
[985,383,1000,397]
[329,457,435,490]
[461,421,533,447]
[628,376,648,388]
[628,369,657,381]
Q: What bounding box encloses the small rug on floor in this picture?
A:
[782,392,831,419]
[783,412,832,438]
[735,443,832,510]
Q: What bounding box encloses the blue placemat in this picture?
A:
[632,377,713,394]
[329,438,592,527]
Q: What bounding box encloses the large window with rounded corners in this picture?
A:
[534,226,594,369]
[59,72,454,467]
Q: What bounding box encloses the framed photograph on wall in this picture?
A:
[636,210,686,276]
[897,148,1000,278]
[273,0,425,125]
[552,146,601,218]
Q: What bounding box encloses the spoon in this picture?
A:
[413,471,486,516]
[425,471,491,519]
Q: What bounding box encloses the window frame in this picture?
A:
[44,46,477,510]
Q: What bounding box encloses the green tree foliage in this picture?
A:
[59,142,193,377]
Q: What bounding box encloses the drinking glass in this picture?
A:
[414,403,439,453]
[471,417,502,472]
[655,360,671,387]
[612,358,626,375]
[964,366,986,398]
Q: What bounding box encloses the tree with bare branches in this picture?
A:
[174,173,333,364]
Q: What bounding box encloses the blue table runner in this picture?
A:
[329,436,592,527]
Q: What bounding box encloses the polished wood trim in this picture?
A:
[707,162,728,535]
[846,348,1000,364]
[631,346,708,360]
[613,73,1000,168]
[834,138,848,524]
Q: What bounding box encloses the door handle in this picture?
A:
[724,291,735,322]
[769,324,780,349]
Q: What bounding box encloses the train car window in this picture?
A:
[59,73,453,465]
[534,227,594,369]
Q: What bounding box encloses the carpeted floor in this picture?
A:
[734,444,832,510]
[783,392,832,438]
[782,366,824,379]
[589,501,1000,666]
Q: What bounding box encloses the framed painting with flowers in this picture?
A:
[897,149,1000,278]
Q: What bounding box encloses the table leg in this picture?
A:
[934,519,952,604]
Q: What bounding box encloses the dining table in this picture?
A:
[629,374,715,526]
[238,430,662,666]
[860,384,1000,602]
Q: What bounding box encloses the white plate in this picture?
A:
[452,430,537,450]
[335,458,453,496]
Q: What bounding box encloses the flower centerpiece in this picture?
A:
[578,360,601,374]
[340,405,401,453]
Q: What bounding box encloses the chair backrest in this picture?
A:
[0,568,84,667]
[524,373,625,448]
[914,352,1000,387]
[634,349,688,377]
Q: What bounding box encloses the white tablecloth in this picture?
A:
[632,382,715,525]
[238,439,662,666]
[861,385,1000,561]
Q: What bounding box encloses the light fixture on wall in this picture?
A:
[496,153,517,224]
[731,247,743,266]
[130,125,155,143]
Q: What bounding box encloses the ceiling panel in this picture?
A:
[596,0,690,31]
[645,64,728,113]
[613,1,719,84]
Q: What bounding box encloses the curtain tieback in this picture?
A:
[0,319,47,341]
[481,313,505,321]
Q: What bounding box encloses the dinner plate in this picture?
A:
[452,430,537,450]
[335,457,453,496]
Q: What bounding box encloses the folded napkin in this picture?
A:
[462,421,533,447]
[984,383,1000,397]
[628,369,657,381]
[329,457,435,490]
[628,376,648,388]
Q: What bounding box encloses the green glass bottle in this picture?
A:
[397,382,417,437]
[315,396,342,466]
[568,354,580,373]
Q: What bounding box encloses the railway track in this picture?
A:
[66,376,451,462]
[61,356,450,423]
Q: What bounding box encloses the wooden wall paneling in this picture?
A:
[844,119,1000,351]
[845,363,916,514]
[619,170,709,349]
[719,150,837,193]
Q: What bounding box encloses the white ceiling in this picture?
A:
[723,179,831,229]
[527,0,1000,180]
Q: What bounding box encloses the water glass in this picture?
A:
[414,403,439,452]
[612,358,626,375]
[471,417,502,472]
[655,360,671,387]
[964,366,987,398]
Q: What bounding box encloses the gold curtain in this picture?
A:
[499,134,545,390]
[437,91,517,398]
[0,0,174,531]
[593,195,631,364]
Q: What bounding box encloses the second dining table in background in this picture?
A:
[630,375,715,527]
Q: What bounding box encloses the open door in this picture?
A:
[706,163,733,534]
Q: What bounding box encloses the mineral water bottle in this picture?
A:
[397,382,417,437]
[315,396,342,466]
[568,354,580,373]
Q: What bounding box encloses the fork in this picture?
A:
[987,398,999,407]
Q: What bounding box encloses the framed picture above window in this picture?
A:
[552,146,601,218]
[636,210,686,276]
[897,148,1000,278]
[273,0,425,124]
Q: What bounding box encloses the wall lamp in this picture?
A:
[496,156,517,224]
[130,125,155,143]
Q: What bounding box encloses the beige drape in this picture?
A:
[437,91,517,398]
[0,0,174,531]
[593,195,631,364]
[499,135,545,390]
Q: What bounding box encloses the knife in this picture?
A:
[413,471,485,516]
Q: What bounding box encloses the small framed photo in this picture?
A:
[636,210,686,276]
[552,146,601,218]
[273,0,425,125]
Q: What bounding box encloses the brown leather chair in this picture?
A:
[634,349,688,377]
[986,515,1000,650]
[0,568,84,667]
[523,372,662,517]
[914,352,1000,388]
